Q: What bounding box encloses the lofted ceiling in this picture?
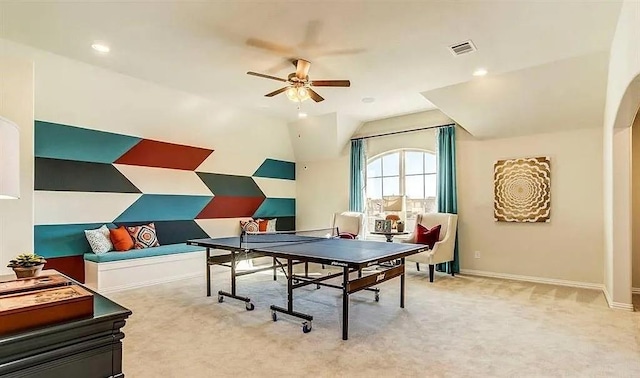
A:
[0,0,623,137]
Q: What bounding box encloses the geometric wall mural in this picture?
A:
[494,156,551,223]
[34,120,296,281]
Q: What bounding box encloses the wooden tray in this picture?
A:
[0,274,72,296]
[0,284,94,335]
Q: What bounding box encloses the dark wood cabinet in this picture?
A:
[0,273,131,378]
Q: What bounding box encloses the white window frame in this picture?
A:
[365,149,437,235]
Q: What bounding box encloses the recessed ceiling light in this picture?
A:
[362,97,375,103]
[473,68,488,77]
[298,112,308,119]
[91,43,110,53]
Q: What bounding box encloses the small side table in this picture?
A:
[371,231,409,242]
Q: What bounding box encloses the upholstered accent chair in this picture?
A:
[404,213,458,282]
[331,211,365,239]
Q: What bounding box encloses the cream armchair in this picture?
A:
[330,211,365,239]
[404,213,458,282]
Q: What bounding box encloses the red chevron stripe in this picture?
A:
[197,196,265,219]
[115,139,213,170]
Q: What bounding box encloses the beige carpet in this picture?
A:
[109,267,640,377]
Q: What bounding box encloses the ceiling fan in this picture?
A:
[247,59,350,103]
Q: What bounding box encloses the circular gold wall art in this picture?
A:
[494,157,550,222]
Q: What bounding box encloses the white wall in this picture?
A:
[603,0,640,307]
[631,115,640,289]
[457,127,604,284]
[296,155,350,232]
[0,56,34,275]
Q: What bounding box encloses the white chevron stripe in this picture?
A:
[253,177,296,198]
[35,191,142,225]
[196,152,265,176]
[195,218,250,238]
[114,164,212,195]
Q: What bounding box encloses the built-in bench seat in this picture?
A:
[84,242,205,293]
[84,243,203,263]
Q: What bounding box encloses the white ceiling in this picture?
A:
[0,0,623,135]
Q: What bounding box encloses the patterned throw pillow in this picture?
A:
[126,223,160,249]
[84,225,113,254]
[240,220,259,233]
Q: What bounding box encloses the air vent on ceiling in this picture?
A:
[449,40,477,56]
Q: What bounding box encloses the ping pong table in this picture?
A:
[187,231,429,340]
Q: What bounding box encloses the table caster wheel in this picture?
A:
[245,302,255,311]
[271,311,277,322]
[302,321,312,333]
[217,295,224,303]
[375,293,380,302]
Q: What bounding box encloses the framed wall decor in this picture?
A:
[494,156,551,223]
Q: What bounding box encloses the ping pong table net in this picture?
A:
[240,228,339,246]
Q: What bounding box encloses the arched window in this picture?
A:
[366,149,437,233]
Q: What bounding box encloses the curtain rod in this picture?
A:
[350,123,455,141]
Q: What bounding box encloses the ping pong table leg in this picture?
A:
[216,250,254,310]
[270,258,313,334]
[206,248,211,297]
[287,258,293,312]
[342,266,350,340]
[400,257,405,309]
[231,250,236,296]
[273,257,277,281]
[304,262,309,277]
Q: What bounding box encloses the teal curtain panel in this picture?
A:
[436,125,459,273]
[349,139,365,212]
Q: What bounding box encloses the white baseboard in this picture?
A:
[602,286,635,311]
[459,269,603,290]
[461,269,635,311]
[98,272,202,294]
[632,287,640,294]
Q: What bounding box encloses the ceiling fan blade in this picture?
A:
[246,38,295,55]
[265,87,290,97]
[316,48,366,57]
[295,59,311,80]
[310,80,351,87]
[308,88,324,102]
[299,20,322,49]
[247,72,288,82]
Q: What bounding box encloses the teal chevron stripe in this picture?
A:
[253,198,296,218]
[114,194,212,223]
[253,159,295,180]
[35,120,141,164]
[35,223,116,258]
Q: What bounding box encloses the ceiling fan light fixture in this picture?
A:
[286,86,310,102]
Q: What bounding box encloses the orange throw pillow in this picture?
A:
[257,219,269,232]
[109,226,134,251]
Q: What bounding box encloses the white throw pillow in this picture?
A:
[84,225,113,254]
[267,218,277,232]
